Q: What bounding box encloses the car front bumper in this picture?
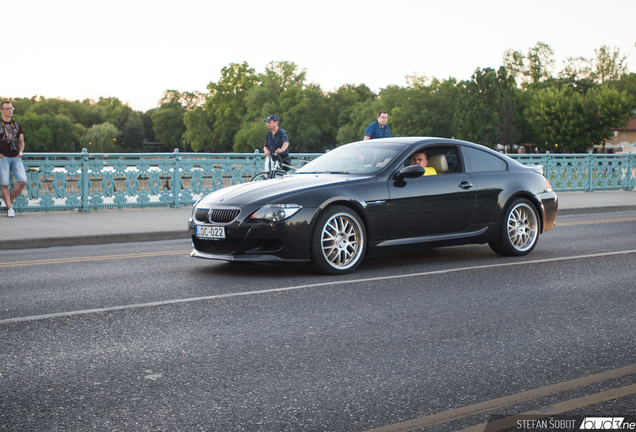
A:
[188,207,317,262]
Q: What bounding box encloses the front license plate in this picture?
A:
[196,225,225,240]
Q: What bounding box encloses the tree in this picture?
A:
[502,42,555,85]
[183,107,214,152]
[261,61,307,93]
[591,45,628,85]
[610,73,636,110]
[160,90,206,110]
[90,98,127,130]
[393,77,460,139]
[278,85,332,152]
[121,119,145,151]
[526,87,590,153]
[233,120,268,153]
[232,61,311,152]
[585,86,633,144]
[526,42,555,84]
[452,67,519,147]
[7,97,35,116]
[151,107,186,150]
[49,114,79,152]
[14,112,53,152]
[333,100,378,145]
[203,62,258,152]
[14,112,79,152]
[81,123,120,153]
[559,56,593,82]
[327,84,377,145]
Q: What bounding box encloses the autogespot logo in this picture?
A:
[579,417,635,430]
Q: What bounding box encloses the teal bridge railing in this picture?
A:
[1,149,634,213]
[507,151,635,193]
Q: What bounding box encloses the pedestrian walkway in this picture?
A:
[1,191,635,250]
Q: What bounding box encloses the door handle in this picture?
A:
[459,181,474,190]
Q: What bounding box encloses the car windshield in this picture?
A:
[296,143,404,175]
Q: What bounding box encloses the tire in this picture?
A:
[250,171,286,182]
[311,206,366,275]
[489,198,539,256]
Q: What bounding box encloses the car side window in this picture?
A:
[404,146,462,174]
[462,147,507,173]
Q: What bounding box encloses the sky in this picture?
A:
[7,0,636,113]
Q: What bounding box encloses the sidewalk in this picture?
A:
[1,191,635,251]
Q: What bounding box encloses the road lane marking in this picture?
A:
[557,216,636,227]
[0,250,192,268]
[364,364,636,432]
[458,382,636,432]
[1,249,635,325]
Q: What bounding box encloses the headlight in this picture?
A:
[250,204,302,222]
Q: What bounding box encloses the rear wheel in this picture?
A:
[311,206,366,275]
[489,198,539,256]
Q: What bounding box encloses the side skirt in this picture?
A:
[376,227,489,248]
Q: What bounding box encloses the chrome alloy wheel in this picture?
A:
[320,212,364,270]
[506,202,538,253]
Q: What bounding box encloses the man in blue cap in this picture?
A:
[263,115,290,171]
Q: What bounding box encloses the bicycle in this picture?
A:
[251,153,294,181]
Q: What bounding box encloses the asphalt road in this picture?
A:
[1,211,636,432]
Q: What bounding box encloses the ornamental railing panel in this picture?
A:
[2,149,634,213]
[506,152,635,192]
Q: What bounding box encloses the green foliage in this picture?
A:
[14,112,53,151]
[183,108,214,152]
[204,62,258,152]
[9,97,35,116]
[261,61,307,93]
[13,112,79,152]
[278,86,332,152]
[4,96,150,152]
[451,67,519,147]
[121,119,145,151]
[609,73,636,110]
[327,84,377,145]
[502,42,555,85]
[151,107,186,150]
[391,78,460,139]
[5,42,634,155]
[585,86,633,143]
[233,121,268,153]
[526,87,590,152]
[81,123,121,153]
[591,45,628,85]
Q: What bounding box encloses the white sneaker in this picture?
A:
[7,208,15,218]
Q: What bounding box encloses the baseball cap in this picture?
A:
[264,115,278,122]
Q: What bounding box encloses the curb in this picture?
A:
[0,231,190,250]
[558,205,636,216]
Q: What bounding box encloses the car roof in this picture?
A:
[346,137,528,170]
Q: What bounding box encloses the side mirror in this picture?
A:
[396,164,424,179]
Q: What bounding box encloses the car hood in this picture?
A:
[198,174,372,206]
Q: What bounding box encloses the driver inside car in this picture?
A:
[410,151,437,176]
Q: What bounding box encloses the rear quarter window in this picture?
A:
[462,147,507,173]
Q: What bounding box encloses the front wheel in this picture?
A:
[489,198,539,256]
[311,206,366,275]
[250,170,286,182]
